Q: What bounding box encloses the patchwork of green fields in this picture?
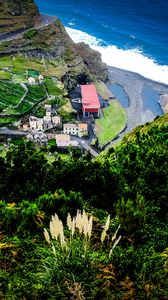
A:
[0,54,69,126]
[0,55,67,82]
[0,81,47,115]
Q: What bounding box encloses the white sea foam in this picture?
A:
[66,27,168,85]
[68,22,76,26]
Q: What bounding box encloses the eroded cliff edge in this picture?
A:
[0,1,108,90]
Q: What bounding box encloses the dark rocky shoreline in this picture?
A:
[106,66,168,146]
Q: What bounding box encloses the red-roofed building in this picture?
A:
[81,84,100,117]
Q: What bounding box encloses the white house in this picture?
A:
[29,116,38,130]
[22,124,29,131]
[27,133,34,141]
[28,77,36,85]
[38,75,44,83]
[63,123,88,137]
[46,111,51,118]
[52,116,61,126]
[63,124,78,136]
[43,115,52,123]
[45,104,52,111]
[29,116,43,131]
[37,119,43,131]
[34,133,48,145]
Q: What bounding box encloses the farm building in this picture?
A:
[81,84,100,117]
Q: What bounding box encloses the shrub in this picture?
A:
[23,29,37,39]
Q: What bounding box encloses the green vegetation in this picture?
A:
[0,0,39,35]
[27,69,39,78]
[0,55,72,124]
[0,81,25,107]
[95,100,127,145]
[0,70,12,80]
[0,56,13,69]
[58,99,77,122]
[24,84,46,103]
[95,80,113,99]
[0,114,168,299]
[59,153,70,160]
[44,78,64,96]
[46,152,70,164]
[0,55,67,81]
[0,116,19,125]
[0,82,47,118]
[23,29,38,39]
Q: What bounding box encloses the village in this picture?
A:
[19,81,100,152]
[0,61,127,156]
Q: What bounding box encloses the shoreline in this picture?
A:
[27,11,168,86]
[108,65,168,88]
[105,66,168,147]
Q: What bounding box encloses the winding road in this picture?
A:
[0,128,28,136]
[0,14,57,43]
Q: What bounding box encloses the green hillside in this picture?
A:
[0,114,168,299]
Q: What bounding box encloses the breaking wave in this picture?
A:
[66,27,168,85]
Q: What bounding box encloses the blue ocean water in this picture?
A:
[35,0,168,84]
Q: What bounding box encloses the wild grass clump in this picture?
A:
[41,211,121,298]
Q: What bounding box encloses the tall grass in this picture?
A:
[42,211,122,298]
[44,211,121,256]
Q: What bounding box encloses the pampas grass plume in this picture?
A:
[67,213,72,231]
[88,216,93,239]
[44,228,51,244]
[101,214,110,243]
[104,215,110,232]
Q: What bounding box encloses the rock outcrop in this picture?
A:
[0,0,40,37]
[75,42,107,82]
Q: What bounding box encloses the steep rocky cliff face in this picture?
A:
[0,1,108,89]
[0,18,108,88]
[0,0,40,37]
[75,42,108,82]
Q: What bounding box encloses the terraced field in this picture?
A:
[0,54,70,126]
[0,82,47,115]
[0,55,67,82]
[0,81,25,111]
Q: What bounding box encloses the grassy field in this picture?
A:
[0,116,19,125]
[0,56,13,68]
[46,153,70,164]
[95,100,127,146]
[0,70,12,80]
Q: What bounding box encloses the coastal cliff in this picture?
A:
[0,0,40,37]
[0,1,108,90]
